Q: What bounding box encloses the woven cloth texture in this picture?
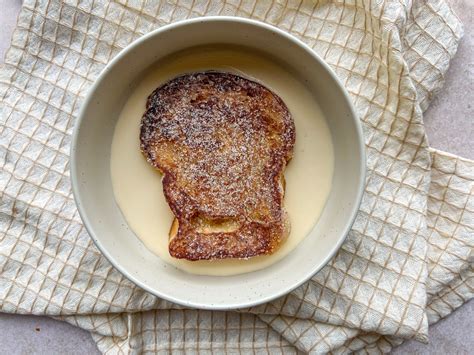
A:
[0,0,472,353]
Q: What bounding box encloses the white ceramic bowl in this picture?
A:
[71,17,365,310]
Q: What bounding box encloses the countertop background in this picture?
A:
[0,0,472,354]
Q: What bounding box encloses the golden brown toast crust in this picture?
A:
[140,72,295,260]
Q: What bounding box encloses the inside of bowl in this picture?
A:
[72,18,364,309]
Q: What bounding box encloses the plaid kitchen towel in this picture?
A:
[0,0,472,353]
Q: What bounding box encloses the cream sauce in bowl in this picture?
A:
[110,46,334,276]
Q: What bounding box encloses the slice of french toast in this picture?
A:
[140,72,295,260]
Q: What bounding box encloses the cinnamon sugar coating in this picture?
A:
[140,72,295,260]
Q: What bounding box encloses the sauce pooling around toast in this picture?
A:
[140,72,295,260]
[110,46,334,275]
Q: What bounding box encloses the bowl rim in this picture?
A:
[70,16,366,310]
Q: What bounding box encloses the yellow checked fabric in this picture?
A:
[0,0,472,353]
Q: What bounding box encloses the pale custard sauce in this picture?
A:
[110,46,334,276]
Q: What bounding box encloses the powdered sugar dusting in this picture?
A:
[140,72,295,260]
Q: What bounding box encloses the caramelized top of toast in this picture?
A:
[140,72,295,260]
